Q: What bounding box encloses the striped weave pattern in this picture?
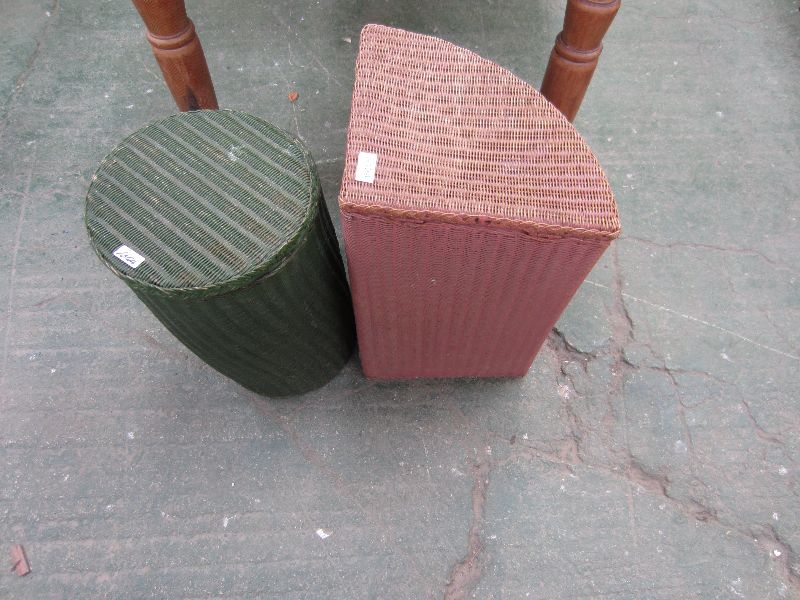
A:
[87,110,314,296]
[338,26,618,379]
[86,110,354,395]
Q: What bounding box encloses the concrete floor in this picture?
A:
[2,0,799,598]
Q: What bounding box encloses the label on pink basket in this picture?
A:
[354,152,378,183]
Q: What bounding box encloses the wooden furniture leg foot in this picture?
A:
[541,0,620,121]
[132,0,218,110]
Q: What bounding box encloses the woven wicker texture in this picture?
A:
[338,25,618,379]
[86,110,354,395]
[340,25,619,238]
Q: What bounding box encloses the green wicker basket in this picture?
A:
[85,110,355,396]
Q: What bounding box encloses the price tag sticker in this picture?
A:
[113,245,146,268]
[354,152,378,183]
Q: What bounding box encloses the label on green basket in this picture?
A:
[113,245,145,268]
[355,152,378,183]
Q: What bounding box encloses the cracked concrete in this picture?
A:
[1,0,799,598]
[444,454,491,600]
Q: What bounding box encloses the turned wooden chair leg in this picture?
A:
[540,0,620,121]
[132,0,218,111]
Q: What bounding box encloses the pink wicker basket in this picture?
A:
[338,25,620,380]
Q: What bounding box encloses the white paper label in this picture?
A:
[354,151,378,183]
[113,245,146,268]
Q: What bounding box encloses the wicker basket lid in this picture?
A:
[86,110,318,296]
[339,25,620,239]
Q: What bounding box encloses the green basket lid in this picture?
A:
[85,110,319,297]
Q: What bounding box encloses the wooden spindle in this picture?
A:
[132,0,218,111]
[540,0,620,122]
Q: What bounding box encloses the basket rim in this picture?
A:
[340,201,619,241]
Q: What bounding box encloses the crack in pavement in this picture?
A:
[622,236,799,277]
[550,326,597,360]
[495,435,800,593]
[443,453,491,600]
[0,0,60,142]
[740,398,787,446]
[438,242,800,596]
[583,279,800,362]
